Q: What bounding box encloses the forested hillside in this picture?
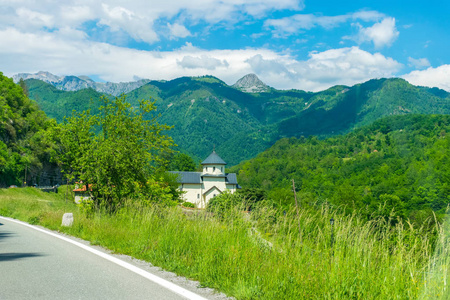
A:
[232,114,450,224]
[26,79,105,122]
[25,75,450,165]
[0,74,59,186]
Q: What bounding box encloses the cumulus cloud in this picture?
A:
[264,10,385,37]
[0,0,303,44]
[245,47,402,91]
[168,23,192,39]
[177,55,229,70]
[357,17,399,48]
[0,24,403,92]
[407,57,431,69]
[402,65,450,92]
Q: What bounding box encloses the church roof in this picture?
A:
[170,171,202,184]
[201,151,227,165]
[170,171,238,185]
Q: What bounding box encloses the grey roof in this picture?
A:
[226,173,238,185]
[170,171,238,185]
[201,151,227,165]
[170,171,202,184]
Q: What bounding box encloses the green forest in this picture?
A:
[232,114,450,225]
[0,74,59,186]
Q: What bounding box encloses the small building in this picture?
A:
[171,151,239,208]
[73,183,92,204]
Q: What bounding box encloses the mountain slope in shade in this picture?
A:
[232,73,271,93]
[13,71,150,96]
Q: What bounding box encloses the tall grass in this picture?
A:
[0,187,449,299]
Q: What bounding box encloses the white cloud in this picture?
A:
[177,55,229,70]
[245,47,402,91]
[0,0,303,44]
[357,17,399,48]
[264,10,385,37]
[408,57,431,69]
[402,65,450,92]
[0,26,403,92]
[168,23,192,39]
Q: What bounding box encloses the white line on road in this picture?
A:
[0,216,209,300]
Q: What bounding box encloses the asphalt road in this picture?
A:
[0,216,212,300]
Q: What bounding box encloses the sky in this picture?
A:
[1,0,449,92]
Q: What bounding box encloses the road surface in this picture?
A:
[0,216,223,300]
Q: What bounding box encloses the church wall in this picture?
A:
[204,186,222,204]
[203,165,225,175]
[180,183,204,208]
[202,177,227,195]
[226,184,236,192]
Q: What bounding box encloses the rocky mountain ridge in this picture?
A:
[14,71,272,95]
[13,71,150,96]
[232,73,271,93]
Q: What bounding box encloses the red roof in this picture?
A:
[73,184,93,192]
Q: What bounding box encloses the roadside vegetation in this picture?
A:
[1,187,448,299]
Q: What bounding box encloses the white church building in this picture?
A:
[171,151,239,208]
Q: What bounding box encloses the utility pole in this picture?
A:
[292,179,302,244]
[24,163,27,187]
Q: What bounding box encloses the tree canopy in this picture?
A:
[51,95,178,208]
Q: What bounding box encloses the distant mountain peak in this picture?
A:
[232,73,271,93]
[12,71,150,96]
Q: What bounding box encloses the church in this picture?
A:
[171,151,239,208]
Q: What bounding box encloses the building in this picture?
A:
[171,151,239,208]
[73,183,92,204]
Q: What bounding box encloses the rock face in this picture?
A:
[61,213,74,227]
[232,73,271,93]
[13,71,150,96]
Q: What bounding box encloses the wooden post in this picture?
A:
[292,179,302,243]
[65,178,69,204]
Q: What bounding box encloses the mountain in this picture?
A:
[232,73,271,93]
[13,71,150,96]
[22,75,450,165]
[25,79,105,122]
[231,114,450,224]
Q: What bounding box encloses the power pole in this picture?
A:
[292,179,302,244]
[24,163,27,187]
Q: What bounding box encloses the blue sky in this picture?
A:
[1,0,449,91]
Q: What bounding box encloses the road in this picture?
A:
[0,216,213,300]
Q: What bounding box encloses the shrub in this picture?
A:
[182,202,195,208]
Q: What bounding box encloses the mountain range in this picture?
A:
[18,72,450,165]
[13,71,150,96]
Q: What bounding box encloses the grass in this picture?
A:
[0,187,449,299]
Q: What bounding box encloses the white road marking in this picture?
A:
[0,216,209,300]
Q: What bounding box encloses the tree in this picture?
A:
[52,95,176,208]
[168,153,197,171]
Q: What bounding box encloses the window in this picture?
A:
[213,167,216,172]
[197,194,200,199]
